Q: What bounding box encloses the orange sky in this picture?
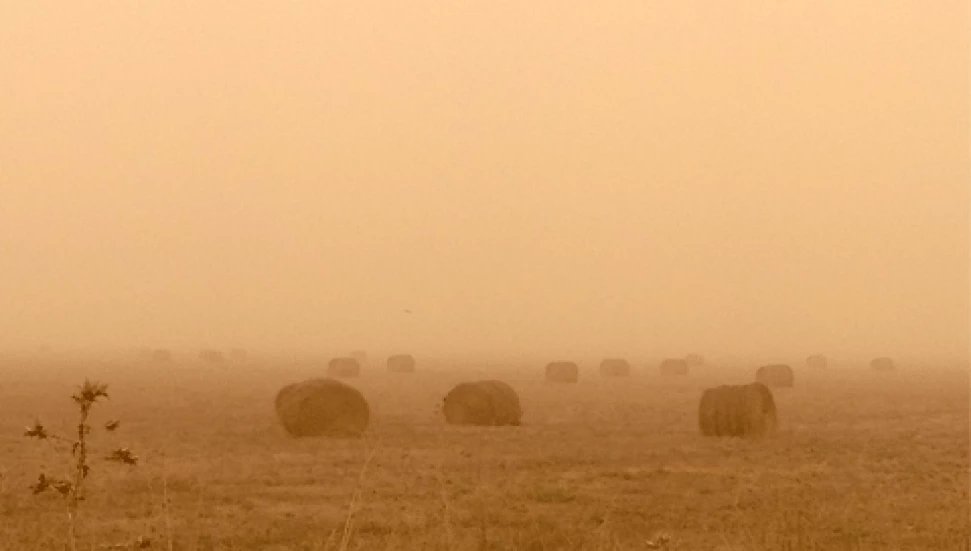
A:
[1,2,968,361]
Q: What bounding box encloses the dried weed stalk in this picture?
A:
[25,379,138,551]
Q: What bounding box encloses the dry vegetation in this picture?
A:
[0,355,968,550]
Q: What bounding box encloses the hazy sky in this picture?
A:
[1,2,968,360]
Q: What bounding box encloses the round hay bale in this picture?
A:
[806,354,828,369]
[659,358,689,376]
[545,361,579,383]
[442,380,522,426]
[698,382,776,438]
[755,364,794,388]
[599,358,631,377]
[150,349,172,362]
[199,349,224,363]
[328,357,361,378]
[718,385,744,436]
[229,348,249,363]
[275,378,370,437]
[684,353,706,367]
[870,357,895,371]
[739,382,777,436]
[387,354,416,373]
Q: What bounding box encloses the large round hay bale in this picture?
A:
[684,353,706,367]
[545,361,579,383]
[698,382,776,438]
[755,364,794,387]
[274,378,370,437]
[150,349,172,362]
[870,357,895,371]
[740,382,777,436]
[199,349,224,363]
[806,354,828,369]
[704,385,743,436]
[387,354,416,373]
[659,358,689,376]
[328,357,361,378]
[442,380,522,426]
[599,358,631,377]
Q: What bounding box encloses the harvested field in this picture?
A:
[0,357,967,550]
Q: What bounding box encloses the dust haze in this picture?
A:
[1,2,967,363]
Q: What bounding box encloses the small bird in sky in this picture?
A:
[403,309,413,314]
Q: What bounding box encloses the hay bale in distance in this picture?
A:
[350,350,368,365]
[699,382,777,438]
[806,354,828,369]
[443,380,522,426]
[328,357,361,378]
[199,349,224,363]
[870,357,895,371]
[684,353,706,367]
[229,348,248,363]
[599,358,631,377]
[545,361,579,383]
[275,378,370,437]
[756,364,795,388]
[659,358,690,376]
[387,354,416,373]
[150,349,172,362]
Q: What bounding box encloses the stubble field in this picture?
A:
[1,355,968,550]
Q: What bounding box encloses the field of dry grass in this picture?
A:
[1,354,968,550]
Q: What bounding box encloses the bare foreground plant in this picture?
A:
[24,379,139,551]
[336,435,380,551]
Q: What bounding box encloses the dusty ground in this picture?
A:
[1,354,968,550]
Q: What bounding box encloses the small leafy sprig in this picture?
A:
[25,379,138,551]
